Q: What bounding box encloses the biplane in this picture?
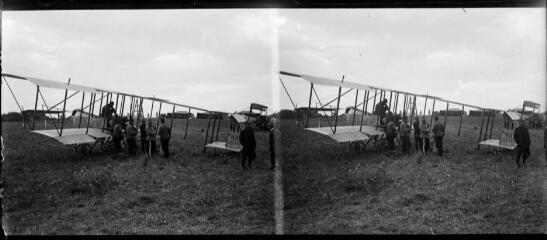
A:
[294,106,339,128]
[479,100,542,152]
[205,103,271,155]
[229,103,270,132]
[503,100,542,129]
[2,72,228,154]
[246,103,270,131]
[204,112,244,154]
[279,71,514,153]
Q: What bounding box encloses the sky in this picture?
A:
[278,8,546,114]
[2,9,282,115]
[2,8,545,116]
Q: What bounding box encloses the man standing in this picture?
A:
[412,118,421,151]
[139,120,148,154]
[101,101,117,128]
[269,118,280,170]
[145,120,157,156]
[432,116,445,156]
[112,117,124,156]
[158,118,171,158]
[386,116,397,151]
[125,118,138,158]
[544,126,546,166]
[420,118,431,154]
[239,122,256,170]
[399,116,411,155]
[513,120,531,168]
[375,99,390,125]
[386,112,394,124]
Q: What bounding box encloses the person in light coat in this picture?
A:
[419,118,431,154]
[399,116,411,155]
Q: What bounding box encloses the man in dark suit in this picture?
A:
[385,116,397,151]
[544,126,546,166]
[432,116,445,156]
[101,101,117,128]
[375,99,390,125]
[239,122,257,170]
[269,118,280,170]
[513,120,531,168]
[412,118,421,151]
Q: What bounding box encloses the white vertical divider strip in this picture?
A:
[270,8,284,235]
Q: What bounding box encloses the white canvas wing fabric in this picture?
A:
[300,74,373,91]
[26,76,101,94]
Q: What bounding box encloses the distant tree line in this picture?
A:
[268,109,547,121]
[1,112,24,121]
[269,109,330,119]
[1,112,55,121]
[268,109,294,119]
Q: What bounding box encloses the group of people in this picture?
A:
[100,101,171,162]
[383,113,446,157]
[101,98,277,170]
[100,101,541,169]
[374,98,445,156]
[382,109,536,169]
[109,116,172,162]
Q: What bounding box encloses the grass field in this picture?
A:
[1,119,274,234]
[281,115,546,234]
[2,114,546,234]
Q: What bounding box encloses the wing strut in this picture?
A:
[2,76,33,128]
[38,88,61,135]
[333,75,344,134]
[311,85,334,133]
[279,78,297,109]
[46,90,80,112]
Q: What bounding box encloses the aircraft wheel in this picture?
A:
[78,145,90,155]
[349,141,365,152]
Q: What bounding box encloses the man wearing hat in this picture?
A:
[269,118,280,170]
[375,99,390,126]
[432,115,445,156]
[111,116,124,156]
[419,118,431,154]
[399,116,411,155]
[125,118,138,157]
[101,101,117,128]
[513,120,531,168]
[412,117,421,151]
[158,117,171,158]
[239,121,257,170]
[385,115,397,151]
[544,125,546,166]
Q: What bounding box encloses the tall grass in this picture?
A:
[280,117,546,234]
[2,120,274,234]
